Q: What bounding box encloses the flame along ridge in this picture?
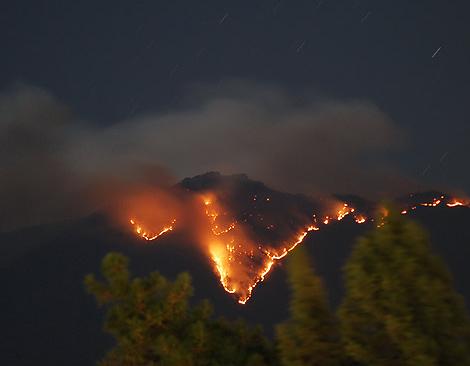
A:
[129,218,177,241]
[129,194,469,304]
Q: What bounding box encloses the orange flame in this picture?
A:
[129,218,176,241]
[336,203,355,220]
[447,199,466,207]
[420,196,444,207]
[127,192,469,304]
[354,215,367,224]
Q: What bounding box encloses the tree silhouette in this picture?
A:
[339,209,470,366]
[276,244,342,366]
[85,252,274,366]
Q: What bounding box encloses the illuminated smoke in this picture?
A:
[2,82,467,233]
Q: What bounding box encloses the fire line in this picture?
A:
[128,194,469,304]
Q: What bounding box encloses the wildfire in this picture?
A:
[336,203,355,220]
[203,196,237,235]
[202,195,279,303]
[354,215,367,224]
[129,218,176,241]
[238,259,274,304]
[128,191,469,304]
[420,196,444,207]
[210,245,237,294]
[267,226,317,261]
[447,199,466,207]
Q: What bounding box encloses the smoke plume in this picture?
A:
[0,81,415,231]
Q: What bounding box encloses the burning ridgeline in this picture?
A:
[125,173,469,304]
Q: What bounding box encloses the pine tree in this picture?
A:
[276,244,342,366]
[339,209,470,366]
[85,252,274,366]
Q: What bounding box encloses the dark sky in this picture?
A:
[1,0,470,203]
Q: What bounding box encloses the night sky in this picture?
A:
[1,1,470,228]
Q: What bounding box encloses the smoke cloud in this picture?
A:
[0,81,415,231]
[0,85,82,230]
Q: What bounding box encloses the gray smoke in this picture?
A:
[0,81,416,231]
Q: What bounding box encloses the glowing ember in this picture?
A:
[421,196,444,207]
[354,215,367,224]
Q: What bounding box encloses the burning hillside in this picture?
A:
[124,172,469,304]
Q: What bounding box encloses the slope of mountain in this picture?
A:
[2,172,469,366]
